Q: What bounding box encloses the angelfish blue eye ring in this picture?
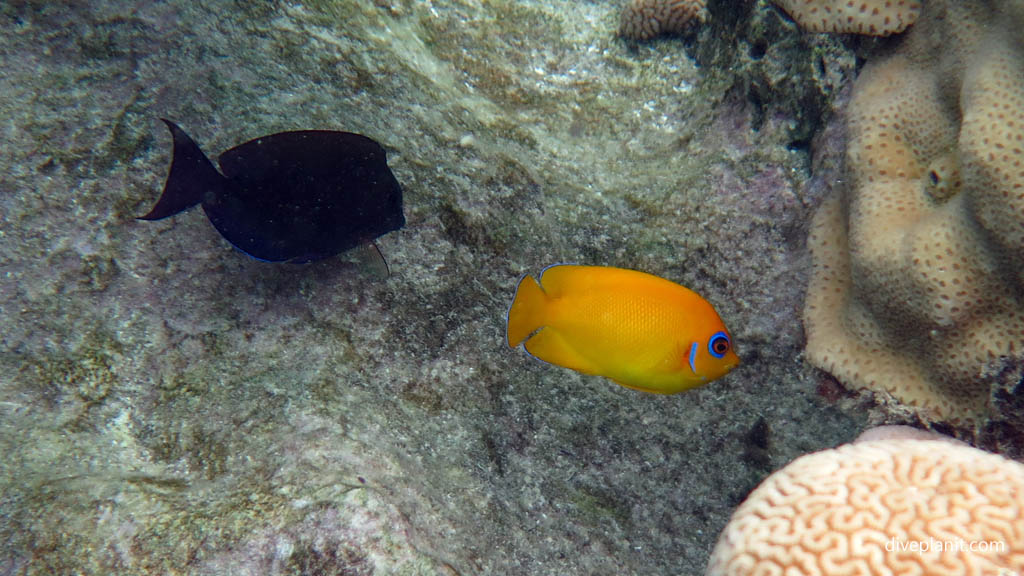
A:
[708,331,730,358]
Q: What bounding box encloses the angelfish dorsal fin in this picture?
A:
[138,119,224,221]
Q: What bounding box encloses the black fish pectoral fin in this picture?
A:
[349,242,390,278]
[138,119,225,221]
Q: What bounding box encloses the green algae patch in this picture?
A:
[19,330,124,417]
[569,485,633,529]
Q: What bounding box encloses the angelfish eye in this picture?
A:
[708,332,730,358]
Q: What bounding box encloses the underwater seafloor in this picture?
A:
[0,1,871,574]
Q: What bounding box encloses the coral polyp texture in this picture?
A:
[618,0,706,40]
[803,0,1024,427]
[772,0,921,35]
[706,427,1024,576]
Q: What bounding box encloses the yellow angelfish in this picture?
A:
[506,264,739,393]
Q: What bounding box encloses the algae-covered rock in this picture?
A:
[0,1,861,574]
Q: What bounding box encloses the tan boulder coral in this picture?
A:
[618,0,706,40]
[803,0,1024,427]
[772,0,921,36]
[706,427,1024,576]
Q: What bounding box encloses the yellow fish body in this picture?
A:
[506,265,739,393]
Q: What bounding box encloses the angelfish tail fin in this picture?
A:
[506,274,549,347]
[138,119,223,221]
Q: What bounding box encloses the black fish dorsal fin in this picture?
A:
[138,119,224,221]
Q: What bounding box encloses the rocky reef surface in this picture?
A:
[0,1,862,574]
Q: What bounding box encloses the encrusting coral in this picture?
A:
[706,426,1024,576]
[618,0,706,40]
[772,0,921,36]
[803,0,1024,428]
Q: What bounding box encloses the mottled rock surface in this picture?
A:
[0,1,861,574]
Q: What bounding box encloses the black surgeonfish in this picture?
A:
[139,119,405,263]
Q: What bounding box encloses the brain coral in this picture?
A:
[706,427,1024,576]
[618,0,706,40]
[803,0,1024,427]
[772,0,921,35]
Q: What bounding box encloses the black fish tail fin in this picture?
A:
[138,119,224,221]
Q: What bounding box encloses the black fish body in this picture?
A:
[140,119,405,263]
